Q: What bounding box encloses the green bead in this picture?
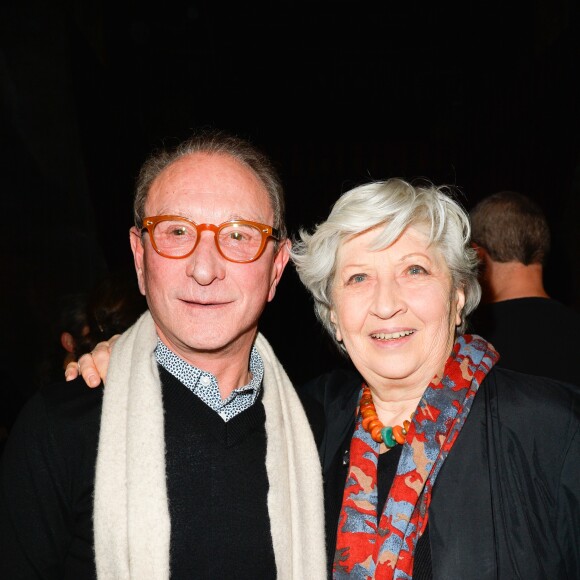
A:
[382,426,397,447]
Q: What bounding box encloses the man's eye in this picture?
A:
[171,227,188,236]
[229,231,244,242]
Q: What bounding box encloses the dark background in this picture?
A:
[1,1,579,429]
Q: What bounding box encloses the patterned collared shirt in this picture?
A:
[154,338,264,422]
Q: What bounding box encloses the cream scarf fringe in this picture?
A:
[94,310,326,579]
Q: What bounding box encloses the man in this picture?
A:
[0,129,326,579]
[469,190,580,385]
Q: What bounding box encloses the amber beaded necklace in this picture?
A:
[359,385,411,447]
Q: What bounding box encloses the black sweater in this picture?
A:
[0,367,276,579]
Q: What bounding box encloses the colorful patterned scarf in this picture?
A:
[333,334,499,579]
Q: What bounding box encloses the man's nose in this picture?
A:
[184,230,226,285]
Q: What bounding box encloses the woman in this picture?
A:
[291,178,579,579]
[66,178,580,579]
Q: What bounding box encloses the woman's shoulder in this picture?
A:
[486,365,580,402]
[482,366,579,440]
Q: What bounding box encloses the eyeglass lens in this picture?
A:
[152,219,266,261]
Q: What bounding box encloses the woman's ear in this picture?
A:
[330,310,342,342]
[455,287,466,326]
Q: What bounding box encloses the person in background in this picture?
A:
[469,190,580,385]
[66,178,580,578]
[36,273,145,391]
[36,292,90,386]
[2,293,89,457]
[0,128,326,579]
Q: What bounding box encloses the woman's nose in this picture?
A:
[370,278,405,319]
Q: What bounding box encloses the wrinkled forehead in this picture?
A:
[343,221,435,254]
[145,152,273,222]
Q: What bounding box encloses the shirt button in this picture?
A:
[200,376,211,386]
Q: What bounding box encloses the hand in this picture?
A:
[64,335,120,387]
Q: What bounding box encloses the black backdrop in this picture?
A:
[1,1,579,428]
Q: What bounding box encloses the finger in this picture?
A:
[92,345,113,385]
[77,353,102,388]
[64,361,80,381]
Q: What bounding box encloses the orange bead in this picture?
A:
[370,425,383,442]
[392,425,406,444]
[362,415,377,430]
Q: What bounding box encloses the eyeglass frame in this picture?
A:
[140,215,281,263]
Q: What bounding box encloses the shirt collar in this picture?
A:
[154,337,264,421]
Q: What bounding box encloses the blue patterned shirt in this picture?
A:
[154,338,264,422]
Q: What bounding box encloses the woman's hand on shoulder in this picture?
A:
[64,335,120,387]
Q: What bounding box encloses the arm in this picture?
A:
[64,334,120,387]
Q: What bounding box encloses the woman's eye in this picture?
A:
[348,274,366,284]
[408,265,427,275]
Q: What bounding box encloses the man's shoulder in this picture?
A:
[7,378,103,449]
[37,377,104,416]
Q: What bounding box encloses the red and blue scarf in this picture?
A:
[333,334,499,579]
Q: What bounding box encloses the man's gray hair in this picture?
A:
[133,128,287,241]
[291,178,481,352]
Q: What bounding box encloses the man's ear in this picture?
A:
[267,239,291,302]
[130,227,146,296]
[471,242,487,263]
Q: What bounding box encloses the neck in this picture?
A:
[481,260,549,303]
[157,333,255,399]
[366,384,423,428]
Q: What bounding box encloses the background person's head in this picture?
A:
[469,191,551,303]
[292,178,481,355]
[57,293,90,367]
[35,292,89,387]
[469,191,551,266]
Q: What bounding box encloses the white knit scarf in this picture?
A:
[93,310,326,579]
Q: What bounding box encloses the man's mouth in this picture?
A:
[180,299,228,307]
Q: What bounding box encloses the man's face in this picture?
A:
[130,152,289,365]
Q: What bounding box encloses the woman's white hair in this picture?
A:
[291,178,481,352]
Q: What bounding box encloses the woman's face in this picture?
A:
[330,225,465,392]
